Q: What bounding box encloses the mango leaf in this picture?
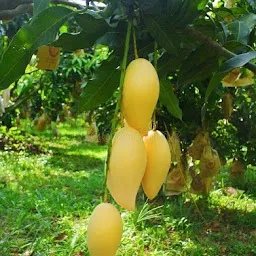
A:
[96,31,124,49]
[160,77,182,120]
[75,11,108,32]
[219,52,256,73]
[144,16,180,55]
[227,20,250,44]
[53,11,109,51]
[166,0,206,28]
[33,0,51,16]
[76,56,120,112]
[239,13,256,32]
[247,0,256,7]
[138,0,160,15]
[225,13,256,44]
[179,45,218,85]
[158,51,189,78]
[205,72,227,102]
[173,0,205,27]
[197,0,208,10]
[180,58,218,85]
[53,31,100,51]
[0,6,73,90]
[157,53,185,120]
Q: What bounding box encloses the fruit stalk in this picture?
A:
[103,21,132,202]
[133,26,138,59]
[153,41,158,131]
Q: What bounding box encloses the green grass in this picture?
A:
[0,122,255,255]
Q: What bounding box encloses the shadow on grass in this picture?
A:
[47,153,104,172]
[132,193,256,255]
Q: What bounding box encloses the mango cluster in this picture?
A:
[108,58,171,210]
[87,58,171,256]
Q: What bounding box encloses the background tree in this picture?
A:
[0,0,256,166]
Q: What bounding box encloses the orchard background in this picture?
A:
[0,0,256,255]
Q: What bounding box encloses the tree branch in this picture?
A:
[51,0,84,9]
[0,0,32,10]
[0,3,33,20]
[185,25,256,74]
[0,0,103,20]
[5,86,39,113]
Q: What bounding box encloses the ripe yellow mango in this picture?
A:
[87,203,123,256]
[142,130,171,200]
[107,126,147,211]
[122,58,159,135]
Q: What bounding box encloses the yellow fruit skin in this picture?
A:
[107,126,147,211]
[122,58,159,135]
[142,130,171,200]
[87,203,123,256]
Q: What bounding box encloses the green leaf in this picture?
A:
[205,72,227,102]
[96,31,124,49]
[144,16,180,55]
[179,58,218,85]
[219,52,256,73]
[33,0,51,16]
[156,53,184,120]
[239,13,256,32]
[76,57,120,112]
[53,11,109,51]
[227,20,250,44]
[247,0,256,7]
[75,11,109,33]
[175,0,203,27]
[0,6,73,90]
[159,77,182,120]
[179,45,218,85]
[158,52,189,78]
[197,0,208,10]
[53,31,99,51]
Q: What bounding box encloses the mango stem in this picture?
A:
[103,21,132,202]
[153,41,158,131]
[133,26,139,59]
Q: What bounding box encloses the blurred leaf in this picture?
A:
[227,20,250,44]
[219,52,256,73]
[205,73,227,102]
[159,77,182,120]
[76,57,120,112]
[53,31,99,51]
[197,0,208,10]
[75,11,108,32]
[179,45,218,85]
[0,7,73,90]
[226,13,256,44]
[158,51,189,78]
[144,16,180,55]
[33,0,51,16]
[239,12,256,31]
[53,11,109,51]
[247,0,256,7]
[138,0,162,15]
[174,0,205,27]
[166,0,206,27]
[96,31,124,48]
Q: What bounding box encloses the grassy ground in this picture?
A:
[0,122,255,256]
